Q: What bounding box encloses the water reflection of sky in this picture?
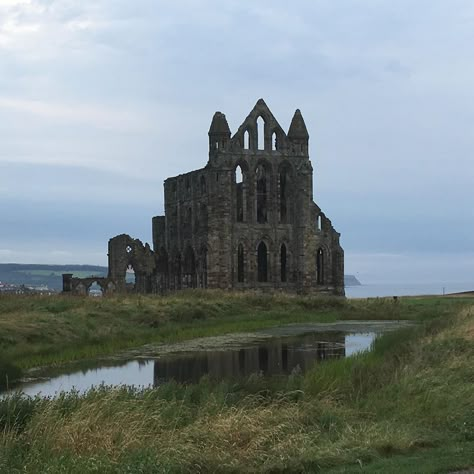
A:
[345,333,375,356]
[16,361,155,398]
[7,331,377,398]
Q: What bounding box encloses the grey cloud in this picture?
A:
[0,0,473,283]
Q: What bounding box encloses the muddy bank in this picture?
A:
[118,320,414,360]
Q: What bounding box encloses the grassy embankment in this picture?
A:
[0,293,473,472]
[0,290,432,380]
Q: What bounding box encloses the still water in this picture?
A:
[4,323,407,398]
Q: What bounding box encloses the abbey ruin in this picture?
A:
[63,99,344,296]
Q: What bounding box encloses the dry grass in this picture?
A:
[0,297,473,472]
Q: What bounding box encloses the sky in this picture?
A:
[0,0,473,284]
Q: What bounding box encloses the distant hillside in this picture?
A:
[0,264,107,290]
[0,264,362,291]
[344,275,362,286]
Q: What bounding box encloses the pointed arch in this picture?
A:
[257,241,268,282]
[126,263,136,293]
[243,130,250,150]
[257,116,265,150]
[234,163,248,223]
[271,131,277,151]
[87,281,103,297]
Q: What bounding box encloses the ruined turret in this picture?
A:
[208,111,231,153]
[288,109,309,155]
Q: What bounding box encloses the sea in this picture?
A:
[345,282,473,298]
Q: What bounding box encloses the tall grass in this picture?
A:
[0,355,22,390]
[0,299,473,472]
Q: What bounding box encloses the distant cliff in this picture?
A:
[344,275,362,286]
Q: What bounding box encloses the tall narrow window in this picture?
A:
[126,264,136,292]
[235,165,244,222]
[257,241,268,282]
[316,214,322,231]
[272,131,277,151]
[237,244,244,283]
[256,164,268,223]
[316,248,324,285]
[244,130,250,150]
[257,116,265,150]
[280,244,287,282]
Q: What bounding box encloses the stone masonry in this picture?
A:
[64,99,344,296]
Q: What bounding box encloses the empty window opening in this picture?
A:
[88,281,103,297]
[256,165,268,223]
[316,214,322,231]
[235,165,244,222]
[244,130,250,150]
[126,264,136,292]
[257,116,265,150]
[235,166,243,183]
[237,244,244,283]
[272,132,277,151]
[316,248,324,285]
[215,141,219,149]
[280,244,287,282]
[257,241,268,282]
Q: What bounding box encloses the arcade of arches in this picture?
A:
[63,99,344,296]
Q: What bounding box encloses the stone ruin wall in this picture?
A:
[64,99,344,297]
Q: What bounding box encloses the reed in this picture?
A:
[0,298,472,472]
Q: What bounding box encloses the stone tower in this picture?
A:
[148,98,344,295]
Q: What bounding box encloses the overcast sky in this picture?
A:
[1,0,473,284]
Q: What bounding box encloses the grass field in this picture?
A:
[0,292,473,472]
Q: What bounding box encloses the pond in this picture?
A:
[3,321,411,398]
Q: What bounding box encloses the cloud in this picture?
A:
[0,0,472,283]
[0,96,151,131]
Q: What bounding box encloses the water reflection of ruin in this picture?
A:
[154,332,346,385]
